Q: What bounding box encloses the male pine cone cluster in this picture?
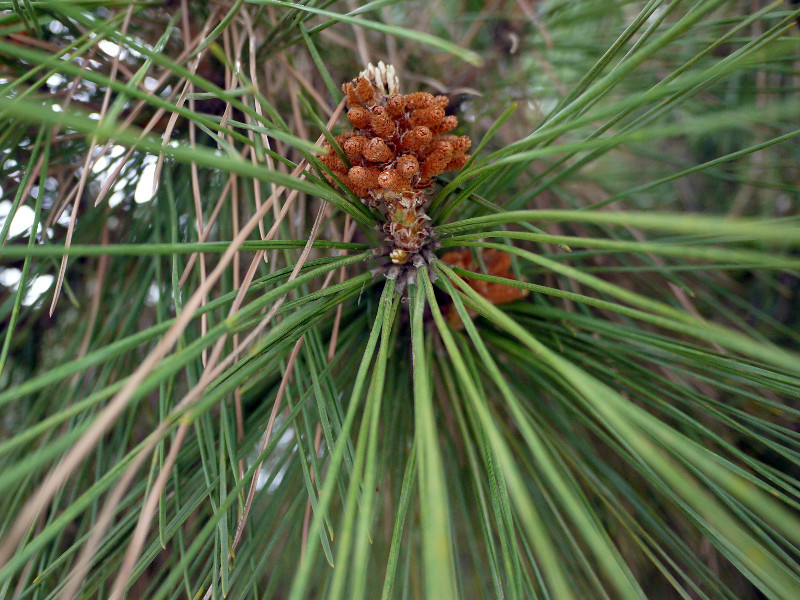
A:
[318,62,471,264]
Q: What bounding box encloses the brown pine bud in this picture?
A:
[405,92,434,109]
[409,106,445,128]
[377,168,408,192]
[440,249,473,270]
[363,138,394,162]
[484,283,529,305]
[348,166,382,188]
[370,107,395,137]
[432,115,459,135]
[433,95,450,108]
[339,172,368,198]
[343,135,368,157]
[331,169,350,187]
[349,185,369,199]
[421,142,452,179]
[483,248,512,274]
[396,154,420,178]
[354,76,373,102]
[450,135,471,154]
[347,107,371,129]
[445,154,470,171]
[385,94,406,116]
[422,140,453,160]
[319,151,346,172]
[342,82,360,107]
[401,126,433,150]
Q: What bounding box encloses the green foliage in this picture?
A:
[1,1,799,598]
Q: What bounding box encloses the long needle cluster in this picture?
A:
[319,62,471,265]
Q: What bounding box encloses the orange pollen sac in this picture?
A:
[318,64,471,258]
[409,106,445,129]
[348,166,381,188]
[343,135,368,157]
[377,169,408,192]
[370,107,395,137]
[446,249,529,303]
[446,154,470,171]
[396,154,419,178]
[421,143,453,179]
[405,92,434,109]
[385,94,406,115]
[430,139,454,158]
[354,76,373,102]
[363,138,394,163]
[401,126,433,150]
[347,107,371,129]
[343,83,361,106]
[319,150,346,172]
[447,135,471,154]
[433,115,459,135]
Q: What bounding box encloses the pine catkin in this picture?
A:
[320,64,471,263]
